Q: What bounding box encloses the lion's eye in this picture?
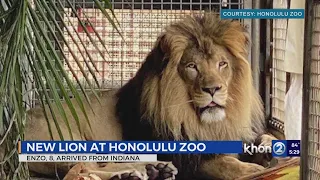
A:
[219,61,228,67]
[186,63,197,69]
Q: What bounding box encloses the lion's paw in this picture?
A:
[256,134,278,164]
[146,163,178,180]
[258,134,277,147]
[109,170,146,180]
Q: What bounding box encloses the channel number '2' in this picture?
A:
[273,142,286,155]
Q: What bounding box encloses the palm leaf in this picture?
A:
[0,0,123,179]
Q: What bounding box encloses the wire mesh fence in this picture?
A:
[271,0,287,123]
[30,0,246,107]
[64,0,244,89]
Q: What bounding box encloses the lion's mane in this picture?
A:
[116,13,265,179]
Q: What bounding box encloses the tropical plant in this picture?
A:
[0,0,122,179]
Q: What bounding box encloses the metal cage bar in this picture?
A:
[301,0,315,179]
[263,0,272,123]
[251,0,260,93]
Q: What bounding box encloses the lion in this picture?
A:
[6,13,276,180]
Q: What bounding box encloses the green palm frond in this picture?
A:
[0,0,122,179]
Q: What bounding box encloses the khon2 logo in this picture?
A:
[243,140,290,157]
[272,140,287,157]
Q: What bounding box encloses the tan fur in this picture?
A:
[200,155,265,180]
[25,90,122,142]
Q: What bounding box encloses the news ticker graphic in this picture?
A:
[18,154,157,162]
[18,140,300,162]
[220,9,305,19]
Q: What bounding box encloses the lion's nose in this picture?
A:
[202,85,222,96]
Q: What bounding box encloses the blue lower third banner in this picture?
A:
[20,141,243,154]
[220,9,305,19]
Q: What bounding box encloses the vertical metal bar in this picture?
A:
[251,0,260,92]
[111,0,118,88]
[243,0,252,65]
[301,0,314,179]
[264,0,272,121]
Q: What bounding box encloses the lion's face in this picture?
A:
[177,43,234,123]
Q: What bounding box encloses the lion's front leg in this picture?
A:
[240,134,279,168]
[254,133,278,167]
[200,155,265,180]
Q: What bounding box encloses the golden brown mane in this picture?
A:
[135,13,265,141]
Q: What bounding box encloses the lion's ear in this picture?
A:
[242,28,251,53]
[155,34,169,54]
[222,22,251,64]
[240,29,251,64]
[140,34,169,73]
[147,33,168,59]
[153,29,189,67]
